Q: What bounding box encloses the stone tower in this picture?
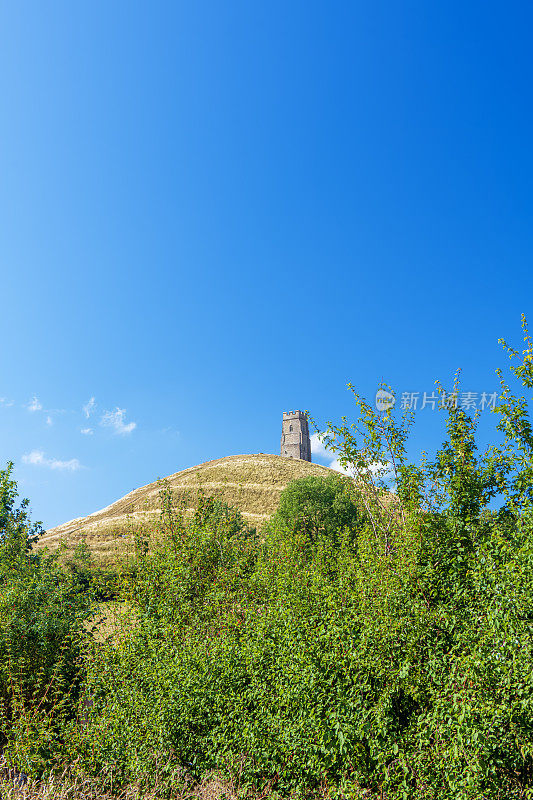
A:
[280,410,312,461]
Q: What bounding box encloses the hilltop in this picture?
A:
[36,453,340,563]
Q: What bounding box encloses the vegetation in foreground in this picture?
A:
[2,320,533,799]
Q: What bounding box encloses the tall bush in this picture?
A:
[0,462,93,774]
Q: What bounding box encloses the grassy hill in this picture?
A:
[36,453,339,563]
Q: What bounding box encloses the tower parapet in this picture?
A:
[280,410,312,461]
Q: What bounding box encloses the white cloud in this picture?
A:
[328,457,355,476]
[100,407,137,436]
[27,396,42,413]
[80,427,94,435]
[0,397,13,407]
[310,432,332,460]
[46,415,53,426]
[310,432,393,483]
[322,454,394,485]
[311,432,353,474]
[83,397,96,418]
[22,450,82,471]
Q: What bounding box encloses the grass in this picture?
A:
[0,758,344,799]
[34,454,338,564]
[0,760,240,800]
[83,601,133,643]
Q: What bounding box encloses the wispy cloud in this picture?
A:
[159,425,180,439]
[83,397,96,419]
[100,407,137,436]
[27,396,43,413]
[80,428,93,435]
[0,397,14,407]
[46,415,53,426]
[22,450,82,471]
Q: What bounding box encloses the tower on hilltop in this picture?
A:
[280,410,312,461]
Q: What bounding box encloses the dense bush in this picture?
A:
[65,539,122,601]
[267,473,365,545]
[0,463,93,772]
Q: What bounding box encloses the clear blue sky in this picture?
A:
[1,1,532,528]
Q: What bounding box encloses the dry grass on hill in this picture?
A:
[35,454,339,564]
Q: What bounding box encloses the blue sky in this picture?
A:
[1,1,532,528]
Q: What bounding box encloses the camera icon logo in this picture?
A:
[375,389,396,412]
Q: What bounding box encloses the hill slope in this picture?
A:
[37,454,339,563]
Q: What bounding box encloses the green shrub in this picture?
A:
[268,473,365,545]
[65,538,122,601]
[123,489,259,630]
[0,463,93,773]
